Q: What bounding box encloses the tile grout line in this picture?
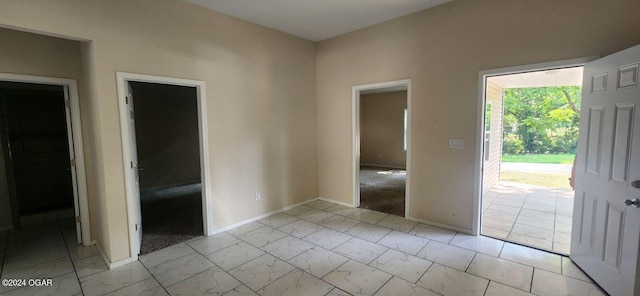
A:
[221,226,317,294]
[56,219,85,296]
[136,260,171,296]
[184,242,250,295]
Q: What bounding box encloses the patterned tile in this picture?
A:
[288,247,349,278]
[206,241,265,271]
[166,267,240,295]
[418,264,489,296]
[229,254,295,291]
[377,230,430,256]
[369,249,432,283]
[375,276,441,296]
[323,260,392,296]
[332,237,388,264]
[258,269,333,296]
[0,199,601,296]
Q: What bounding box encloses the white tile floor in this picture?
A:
[0,199,606,296]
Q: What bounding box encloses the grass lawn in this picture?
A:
[502,153,575,164]
[500,171,571,189]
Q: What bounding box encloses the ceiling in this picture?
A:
[488,67,584,89]
[183,0,453,41]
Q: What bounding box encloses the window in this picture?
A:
[404,108,408,151]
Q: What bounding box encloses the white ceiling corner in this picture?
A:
[183,0,453,41]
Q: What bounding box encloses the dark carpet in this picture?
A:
[140,185,203,255]
[359,166,406,217]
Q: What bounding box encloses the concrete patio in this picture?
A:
[482,181,574,255]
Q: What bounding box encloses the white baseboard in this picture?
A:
[406,216,473,235]
[318,197,354,208]
[95,240,135,269]
[205,198,319,236]
[360,163,407,170]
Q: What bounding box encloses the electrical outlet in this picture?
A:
[449,139,464,149]
[255,193,261,200]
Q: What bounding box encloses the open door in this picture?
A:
[571,44,640,296]
[62,86,83,244]
[126,82,143,256]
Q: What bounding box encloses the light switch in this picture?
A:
[449,139,464,149]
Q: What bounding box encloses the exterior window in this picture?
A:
[485,103,492,161]
[404,108,408,151]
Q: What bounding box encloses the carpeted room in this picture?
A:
[358,90,408,217]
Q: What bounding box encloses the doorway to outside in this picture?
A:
[480,65,583,255]
[353,80,411,217]
[118,73,211,259]
[0,74,90,246]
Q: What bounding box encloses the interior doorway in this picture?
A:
[353,80,411,217]
[130,82,203,255]
[477,63,585,255]
[118,73,211,260]
[0,74,90,246]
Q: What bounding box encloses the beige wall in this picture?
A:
[317,0,640,230]
[361,91,407,168]
[482,81,503,193]
[0,0,318,262]
[0,28,89,231]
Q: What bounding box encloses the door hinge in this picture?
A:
[125,96,129,104]
[76,216,81,223]
[65,100,70,108]
[130,161,134,169]
[135,224,138,231]
[70,159,76,167]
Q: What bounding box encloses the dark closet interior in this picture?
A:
[0,82,74,227]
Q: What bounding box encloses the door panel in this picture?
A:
[585,106,604,175]
[611,104,633,184]
[571,44,640,296]
[127,82,143,256]
[578,192,597,249]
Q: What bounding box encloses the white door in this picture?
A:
[571,44,640,296]
[126,82,143,256]
[62,86,82,244]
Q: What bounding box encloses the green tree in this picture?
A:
[502,86,581,155]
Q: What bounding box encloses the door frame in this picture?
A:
[116,72,211,261]
[352,79,411,216]
[0,72,91,245]
[472,57,595,235]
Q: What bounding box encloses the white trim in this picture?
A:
[0,73,91,246]
[318,196,354,208]
[352,79,412,217]
[473,57,596,235]
[205,198,318,236]
[406,216,473,235]
[360,163,407,170]
[94,241,136,269]
[116,72,211,262]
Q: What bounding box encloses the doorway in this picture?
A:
[117,73,211,260]
[475,60,587,255]
[353,80,411,217]
[0,74,90,245]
